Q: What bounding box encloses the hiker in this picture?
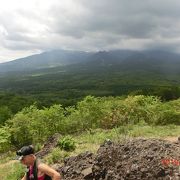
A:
[16,145,61,180]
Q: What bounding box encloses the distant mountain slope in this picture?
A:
[1,49,180,74]
[0,49,133,73]
[0,49,92,72]
[0,49,180,87]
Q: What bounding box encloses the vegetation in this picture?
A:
[0,161,25,180]
[0,95,180,153]
[57,136,76,151]
[0,59,180,120]
[44,148,69,164]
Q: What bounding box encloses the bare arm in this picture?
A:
[38,163,61,180]
[21,174,26,180]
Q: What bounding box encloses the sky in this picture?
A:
[1,0,180,63]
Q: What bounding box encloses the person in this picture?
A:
[16,145,61,180]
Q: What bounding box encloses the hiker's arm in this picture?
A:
[21,174,26,180]
[38,163,61,180]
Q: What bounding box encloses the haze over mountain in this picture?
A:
[0,49,180,75]
[0,49,92,73]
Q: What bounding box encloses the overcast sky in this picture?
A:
[0,0,180,63]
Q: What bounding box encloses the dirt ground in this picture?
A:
[164,137,179,143]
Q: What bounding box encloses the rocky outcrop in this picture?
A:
[59,138,180,179]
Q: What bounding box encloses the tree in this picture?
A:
[0,106,12,125]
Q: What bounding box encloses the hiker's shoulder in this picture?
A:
[36,158,45,168]
[36,157,44,164]
[36,159,50,170]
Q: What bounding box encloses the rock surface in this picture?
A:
[36,133,61,158]
[59,138,180,180]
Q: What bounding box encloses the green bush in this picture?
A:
[1,95,179,151]
[153,105,180,125]
[45,148,69,164]
[0,126,11,153]
[0,106,12,125]
[57,136,76,151]
[6,104,65,147]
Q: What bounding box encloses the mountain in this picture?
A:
[0,49,180,74]
[0,49,92,73]
[0,49,134,73]
[0,49,180,82]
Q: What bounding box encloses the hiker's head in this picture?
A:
[16,145,35,165]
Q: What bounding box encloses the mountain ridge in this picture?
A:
[0,49,180,73]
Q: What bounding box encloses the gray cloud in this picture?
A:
[45,0,180,50]
[1,0,180,61]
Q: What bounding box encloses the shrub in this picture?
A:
[45,148,69,164]
[6,104,65,147]
[2,95,180,150]
[0,126,11,153]
[57,136,76,151]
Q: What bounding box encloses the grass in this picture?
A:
[0,161,25,180]
[0,151,14,165]
[128,124,180,137]
[47,124,180,163]
[0,125,180,179]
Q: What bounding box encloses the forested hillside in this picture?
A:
[0,49,180,121]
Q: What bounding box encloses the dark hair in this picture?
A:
[16,145,34,156]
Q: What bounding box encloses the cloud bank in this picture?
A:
[1,0,180,62]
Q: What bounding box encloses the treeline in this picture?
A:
[0,95,180,153]
[0,85,180,126]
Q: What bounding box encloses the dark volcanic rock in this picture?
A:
[61,151,95,180]
[92,139,180,180]
[59,138,180,180]
[36,133,61,158]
